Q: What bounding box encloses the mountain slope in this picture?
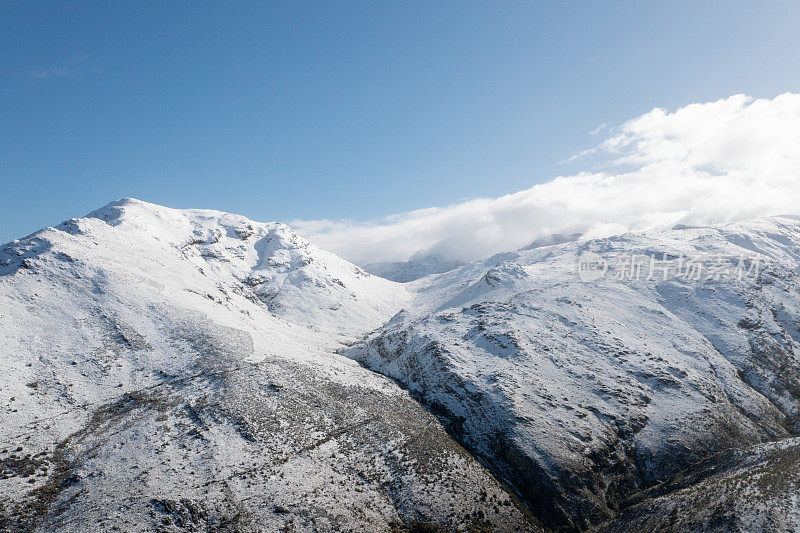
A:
[0,199,535,532]
[5,198,800,532]
[346,217,800,529]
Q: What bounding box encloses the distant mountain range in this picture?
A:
[364,256,467,283]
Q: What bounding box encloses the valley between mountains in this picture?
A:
[1,199,799,532]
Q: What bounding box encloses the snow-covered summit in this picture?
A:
[4,198,408,336]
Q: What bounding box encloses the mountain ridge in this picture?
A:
[3,199,800,531]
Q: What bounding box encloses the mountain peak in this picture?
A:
[6,199,408,335]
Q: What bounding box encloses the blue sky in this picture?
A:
[2,1,800,245]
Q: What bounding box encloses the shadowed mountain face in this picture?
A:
[598,437,800,532]
[3,199,800,532]
[0,199,534,532]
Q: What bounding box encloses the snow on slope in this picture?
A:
[0,199,534,532]
[346,216,800,529]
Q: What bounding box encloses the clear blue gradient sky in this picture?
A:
[2,1,799,243]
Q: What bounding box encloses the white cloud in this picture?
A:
[290,93,800,265]
[589,123,607,135]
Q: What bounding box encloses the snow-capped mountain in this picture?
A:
[0,199,532,532]
[3,199,800,532]
[346,217,800,530]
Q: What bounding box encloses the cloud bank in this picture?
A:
[291,93,800,265]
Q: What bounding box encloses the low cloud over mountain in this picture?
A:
[292,93,800,265]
